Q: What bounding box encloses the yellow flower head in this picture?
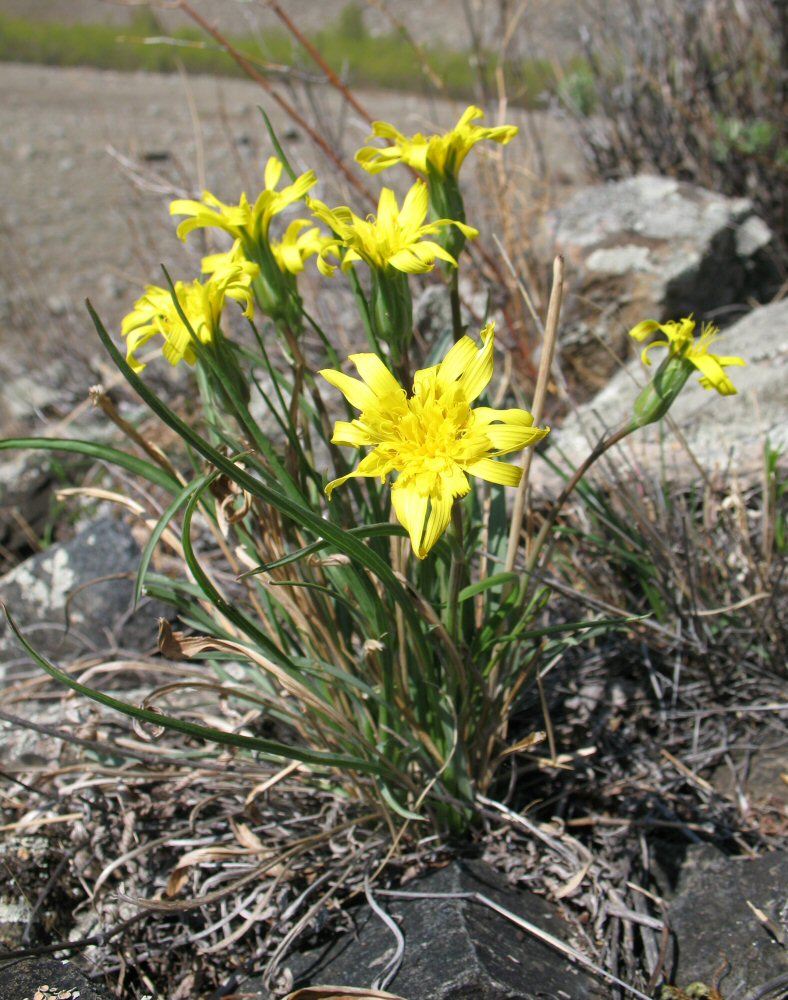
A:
[355,105,518,180]
[201,219,330,279]
[309,181,478,277]
[271,219,335,275]
[630,316,746,396]
[170,157,317,248]
[121,259,258,372]
[320,322,549,558]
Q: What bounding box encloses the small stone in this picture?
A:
[45,294,70,317]
[0,516,173,670]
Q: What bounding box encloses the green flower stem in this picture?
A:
[519,420,635,606]
[446,501,466,645]
[449,267,464,342]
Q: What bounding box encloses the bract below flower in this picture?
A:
[308,181,477,277]
[320,322,549,558]
[630,316,746,396]
[355,105,518,180]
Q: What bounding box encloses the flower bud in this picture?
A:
[631,353,694,429]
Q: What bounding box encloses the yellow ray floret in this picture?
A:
[320,323,549,558]
[170,157,317,245]
[309,181,477,276]
[630,316,746,396]
[355,105,518,179]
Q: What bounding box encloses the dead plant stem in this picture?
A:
[505,255,563,573]
[268,1,374,128]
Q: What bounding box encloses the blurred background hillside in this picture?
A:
[0,0,583,57]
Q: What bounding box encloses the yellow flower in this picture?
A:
[121,260,257,372]
[320,322,549,558]
[630,316,746,396]
[271,219,335,275]
[170,157,317,247]
[201,220,329,279]
[308,181,477,276]
[355,105,518,180]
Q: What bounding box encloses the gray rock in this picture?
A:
[414,282,505,348]
[0,451,65,570]
[0,362,71,425]
[0,956,115,1000]
[536,298,788,494]
[667,846,788,995]
[278,860,598,1000]
[548,175,779,392]
[0,516,164,671]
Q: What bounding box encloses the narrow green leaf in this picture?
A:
[457,571,521,602]
[0,437,179,492]
[3,606,384,775]
[259,107,297,182]
[135,473,214,604]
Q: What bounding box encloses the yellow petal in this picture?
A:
[420,494,453,558]
[330,420,375,447]
[629,319,662,342]
[264,156,283,191]
[437,335,480,386]
[391,481,429,555]
[377,187,400,228]
[457,105,484,128]
[482,423,548,453]
[473,406,534,427]
[400,181,429,227]
[325,451,392,498]
[464,457,523,487]
[690,353,738,395]
[351,354,405,401]
[387,247,440,274]
[455,322,495,401]
[319,368,379,412]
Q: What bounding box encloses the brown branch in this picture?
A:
[175,0,375,207]
[268,1,375,128]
